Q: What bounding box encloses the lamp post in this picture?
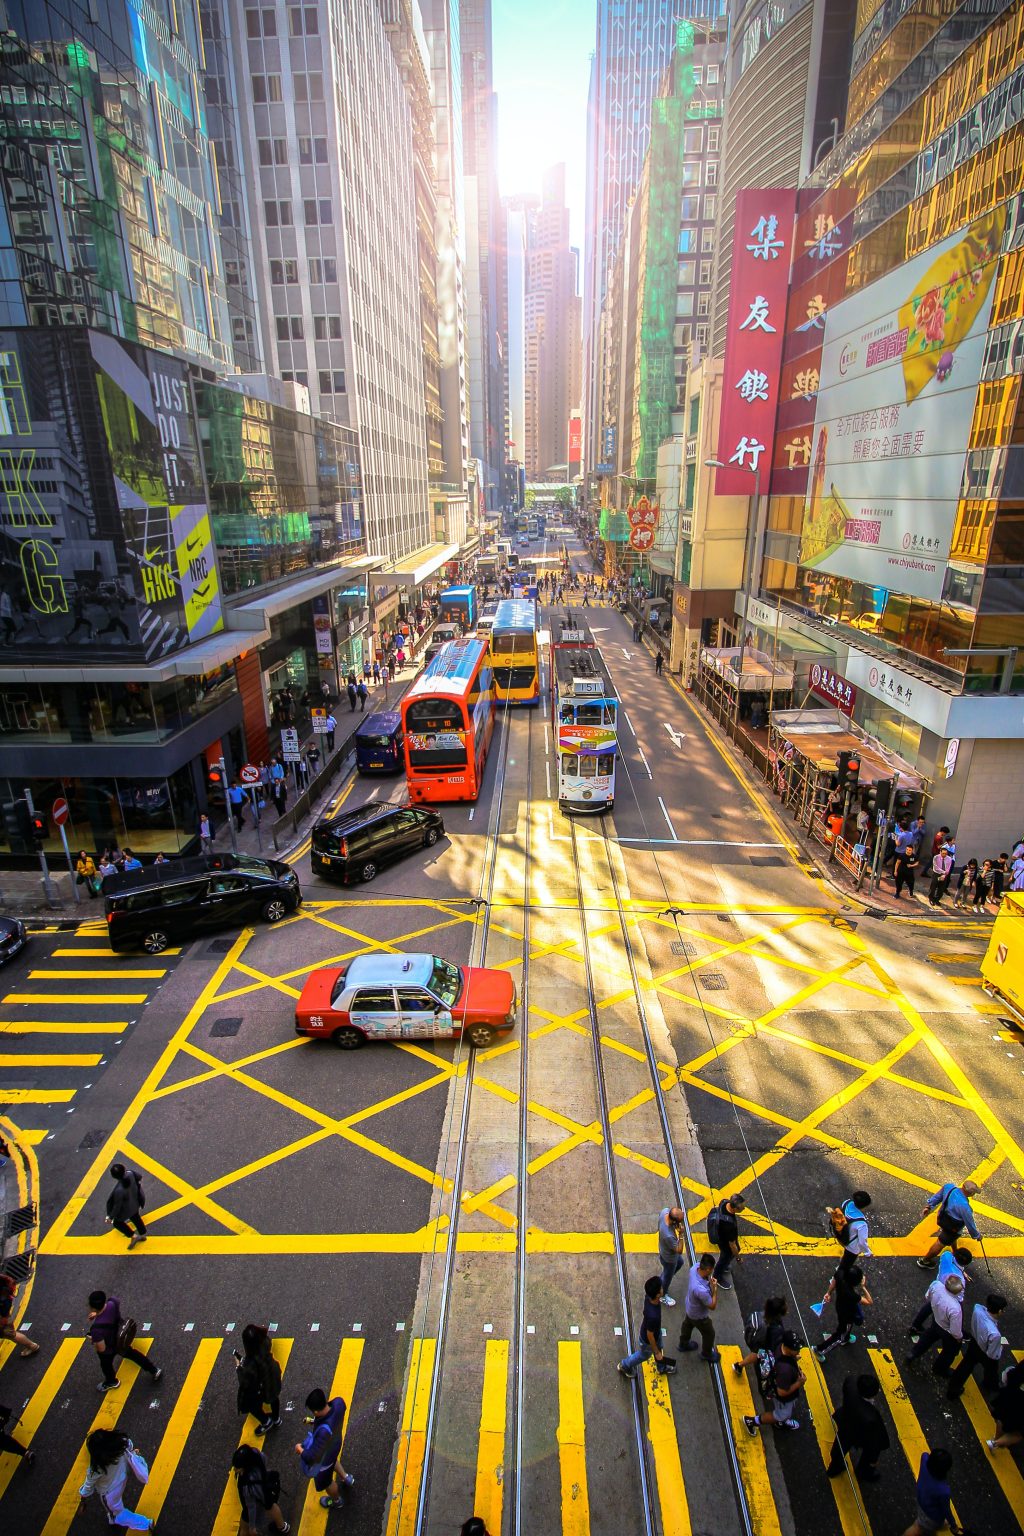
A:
[705,455,762,738]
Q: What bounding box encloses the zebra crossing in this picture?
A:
[2,1328,1022,1535]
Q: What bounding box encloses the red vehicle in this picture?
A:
[400,636,495,803]
[295,952,517,1049]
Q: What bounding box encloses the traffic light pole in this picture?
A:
[24,788,59,906]
[219,757,239,855]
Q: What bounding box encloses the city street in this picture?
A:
[2,540,1022,1535]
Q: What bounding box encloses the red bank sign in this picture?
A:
[716,188,796,497]
[568,415,582,465]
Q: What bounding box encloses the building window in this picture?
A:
[692,66,703,84]
[318,369,346,395]
[294,72,323,102]
[706,65,719,85]
[263,199,292,227]
[688,395,700,435]
[289,5,319,34]
[683,162,701,187]
[678,260,695,286]
[684,127,703,153]
[703,195,717,221]
[699,260,712,285]
[252,74,282,103]
[270,258,299,285]
[245,8,277,37]
[705,162,718,188]
[314,315,343,340]
[276,316,304,341]
[697,291,710,316]
[676,292,694,318]
[309,258,338,284]
[299,136,329,164]
[304,198,332,225]
[680,196,699,221]
[678,228,696,254]
[696,324,709,349]
[258,138,288,165]
[701,227,714,253]
[708,126,720,152]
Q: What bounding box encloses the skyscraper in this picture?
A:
[523,167,579,479]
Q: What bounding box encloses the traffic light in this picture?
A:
[207,764,226,801]
[873,777,896,817]
[29,812,47,847]
[2,798,32,847]
[835,751,860,791]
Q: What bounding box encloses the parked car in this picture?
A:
[295,951,517,1049]
[311,801,444,884]
[104,856,300,953]
[0,917,28,967]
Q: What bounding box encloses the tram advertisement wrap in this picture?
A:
[559,724,615,756]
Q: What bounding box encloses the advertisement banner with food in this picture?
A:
[799,209,1004,600]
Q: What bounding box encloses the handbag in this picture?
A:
[115,1315,137,1354]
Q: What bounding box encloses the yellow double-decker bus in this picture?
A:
[489,599,540,705]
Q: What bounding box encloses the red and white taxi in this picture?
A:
[295,951,517,1049]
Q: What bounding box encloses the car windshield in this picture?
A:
[428,956,462,1007]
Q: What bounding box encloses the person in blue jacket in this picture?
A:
[917,1180,981,1270]
[295,1388,355,1510]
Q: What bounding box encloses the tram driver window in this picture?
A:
[597,754,614,775]
[563,753,579,774]
[579,756,597,778]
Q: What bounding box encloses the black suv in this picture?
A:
[104,855,301,953]
[311,802,444,884]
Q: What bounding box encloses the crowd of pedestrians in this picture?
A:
[873,815,1024,912]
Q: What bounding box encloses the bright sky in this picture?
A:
[491,0,591,257]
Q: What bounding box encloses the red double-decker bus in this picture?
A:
[401,637,496,803]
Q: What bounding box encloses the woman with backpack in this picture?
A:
[232,1444,291,1535]
[77,1428,153,1530]
[732,1295,788,1377]
[235,1323,283,1435]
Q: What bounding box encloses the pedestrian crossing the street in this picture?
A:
[2,1330,1022,1534]
[0,920,180,1142]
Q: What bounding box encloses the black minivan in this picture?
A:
[104,854,301,953]
[311,802,444,884]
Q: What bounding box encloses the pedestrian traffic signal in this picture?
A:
[872,776,896,817]
[207,765,226,800]
[1,798,32,846]
[29,812,47,847]
[835,751,860,790]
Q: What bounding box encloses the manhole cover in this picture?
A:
[698,972,728,990]
[716,914,735,924]
[863,908,888,920]
[670,941,697,957]
[208,938,235,953]
[78,1130,108,1151]
[210,1016,243,1038]
[749,856,785,867]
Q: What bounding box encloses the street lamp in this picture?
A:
[705,455,762,737]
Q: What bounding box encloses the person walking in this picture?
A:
[828,1191,873,1274]
[346,678,358,713]
[229,780,246,832]
[909,1248,973,1336]
[233,1444,290,1535]
[826,1373,890,1483]
[617,1276,676,1380]
[709,1192,745,1289]
[655,650,664,676]
[892,841,920,899]
[0,1273,39,1358]
[928,845,954,906]
[88,1290,162,1392]
[814,1263,872,1359]
[677,1253,721,1364]
[917,1179,981,1269]
[946,1293,1007,1401]
[325,713,337,753]
[75,850,99,898]
[904,1274,964,1375]
[986,1359,1024,1451]
[657,1207,685,1306]
[235,1323,283,1435]
[105,1163,147,1250]
[743,1332,806,1435]
[732,1295,788,1377]
[0,1402,35,1470]
[902,1448,954,1536]
[77,1429,154,1530]
[952,858,978,909]
[198,814,214,854]
[356,679,368,712]
[295,1386,355,1511]
[373,659,381,686]
[271,778,287,819]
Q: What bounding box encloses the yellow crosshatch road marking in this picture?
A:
[39,901,1024,1257]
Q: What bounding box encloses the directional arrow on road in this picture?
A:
[664,723,686,748]
[621,647,632,659]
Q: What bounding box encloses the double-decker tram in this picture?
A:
[550,623,617,813]
[489,598,540,705]
[401,637,496,803]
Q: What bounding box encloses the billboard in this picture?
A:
[798,209,1005,601]
[716,188,796,495]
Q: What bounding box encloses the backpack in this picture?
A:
[825,1205,853,1246]
[744,1310,768,1353]
[755,1347,777,1402]
[707,1204,721,1244]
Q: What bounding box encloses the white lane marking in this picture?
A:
[635,746,653,779]
[468,808,475,821]
[664,723,686,748]
[658,796,678,839]
[615,837,787,847]
[546,760,551,797]
[620,708,636,737]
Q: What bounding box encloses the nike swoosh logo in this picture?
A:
[144,546,162,562]
[185,533,203,552]
[193,582,211,599]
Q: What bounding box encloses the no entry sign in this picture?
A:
[52,797,70,826]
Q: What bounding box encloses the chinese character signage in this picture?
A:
[799,209,1005,601]
[627,495,660,552]
[716,189,796,496]
[809,662,856,715]
[568,414,582,466]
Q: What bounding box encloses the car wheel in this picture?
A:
[424,827,439,847]
[262,899,287,923]
[142,929,169,955]
[361,861,378,881]
[333,1026,365,1050]
[467,1022,495,1048]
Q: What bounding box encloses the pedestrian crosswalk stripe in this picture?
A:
[869,1348,963,1528]
[297,1337,364,1534]
[210,1337,293,1536]
[28,969,167,980]
[557,1339,590,1536]
[385,1336,436,1536]
[4,993,150,1005]
[641,1355,691,1536]
[0,1022,131,1033]
[40,1339,153,1536]
[802,1356,871,1536]
[960,1376,1024,1523]
[0,1338,83,1499]
[718,1347,783,1536]
[52,948,181,957]
[0,1053,102,1068]
[474,1337,509,1536]
[136,1338,222,1522]
[0,1088,75,1102]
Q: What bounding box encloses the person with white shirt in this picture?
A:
[946,1293,1007,1400]
[908,1247,972,1337]
[905,1274,964,1375]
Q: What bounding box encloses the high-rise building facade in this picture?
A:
[523,167,579,478]
[503,200,530,473]
[221,0,432,561]
[460,0,505,508]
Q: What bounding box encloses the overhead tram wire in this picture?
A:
[604,599,873,1536]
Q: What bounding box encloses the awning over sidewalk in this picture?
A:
[770,706,926,790]
[700,645,795,692]
[369,542,459,588]
[0,624,273,685]
[227,555,380,629]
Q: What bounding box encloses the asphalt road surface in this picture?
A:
[2,535,1023,1536]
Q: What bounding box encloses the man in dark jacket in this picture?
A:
[105,1163,147,1250]
[88,1289,162,1390]
[826,1372,890,1482]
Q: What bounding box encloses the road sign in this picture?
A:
[52,797,70,827]
[281,727,301,762]
[239,763,261,785]
[311,708,329,735]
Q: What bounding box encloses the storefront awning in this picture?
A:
[0,624,272,685]
[770,707,926,790]
[227,555,380,628]
[369,542,459,588]
[700,646,795,692]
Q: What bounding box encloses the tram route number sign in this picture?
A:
[239,763,261,786]
[281,727,301,762]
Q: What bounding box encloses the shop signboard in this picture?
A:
[313,613,334,655]
[799,209,1005,600]
[717,188,796,496]
[627,496,660,552]
[843,649,952,736]
[809,662,856,715]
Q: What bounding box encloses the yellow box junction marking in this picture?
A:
[386,1336,436,1536]
[557,1339,590,1536]
[474,1337,509,1536]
